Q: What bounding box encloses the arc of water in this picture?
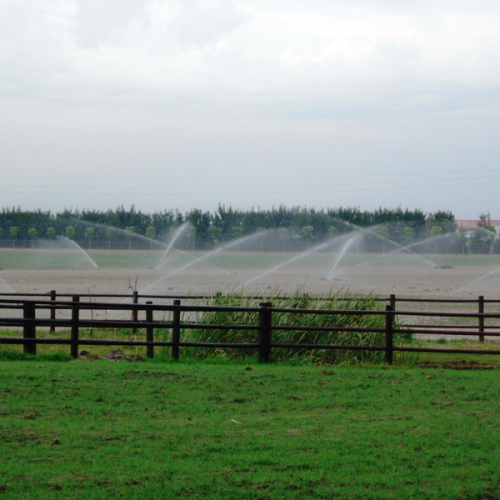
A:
[156,223,191,270]
[327,238,355,280]
[351,229,440,269]
[169,248,231,275]
[0,276,15,293]
[139,230,274,295]
[244,234,346,286]
[57,236,98,268]
[456,266,500,292]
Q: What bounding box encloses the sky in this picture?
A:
[1,0,499,219]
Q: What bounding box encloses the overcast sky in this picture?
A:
[1,0,499,218]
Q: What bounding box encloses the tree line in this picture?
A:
[0,205,458,247]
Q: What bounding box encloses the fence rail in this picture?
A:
[1,295,500,364]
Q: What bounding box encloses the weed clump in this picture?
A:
[175,289,407,365]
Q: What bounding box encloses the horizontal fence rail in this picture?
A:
[1,294,500,364]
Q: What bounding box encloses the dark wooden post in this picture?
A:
[385,304,394,365]
[478,295,485,342]
[172,299,181,360]
[132,291,139,335]
[50,290,56,334]
[390,294,396,312]
[71,295,80,359]
[146,301,154,359]
[23,301,36,355]
[258,302,272,362]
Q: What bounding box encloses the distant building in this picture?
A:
[455,220,500,234]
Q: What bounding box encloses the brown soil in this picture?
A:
[1,264,499,299]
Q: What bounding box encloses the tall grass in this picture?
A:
[178,289,409,365]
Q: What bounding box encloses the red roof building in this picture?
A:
[456,220,500,232]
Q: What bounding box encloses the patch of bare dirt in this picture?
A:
[78,349,144,362]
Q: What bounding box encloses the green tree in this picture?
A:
[145,226,156,249]
[207,226,222,246]
[228,226,243,241]
[376,226,390,239]
[65,226,76,240]
[278,227,291,251]
[9,226,19,247]
[105,228,115,250]
[28,228,37,248]
[125,226,135,250]
[302,225,314,242]
[430,226,443,237]
[327,226,338,239]
[455,228,468,254]
[85,227,95,249]
[46,227,56,240]
[403,226,415,243]
[430,226,443,253]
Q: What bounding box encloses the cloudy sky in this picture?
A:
[1,0,499,218]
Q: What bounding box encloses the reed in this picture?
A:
[179,289,409,365]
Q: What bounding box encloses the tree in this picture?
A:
[65,226,76,240]
[327,226,338,239]
[376,226,390,239]
[403,226,415,244]
[228,226,243,241]
[430,226,443,237]
[429,226,443,253]
[9,226,19,247]
[207,226,222,246]
[478,212,495,232]
[302,225,314,242]
[278,227,291,251]
[28,228,37,248]
[85,227,95,249]
[46,227,56,240]
[145,226,156,249]
[105,228,115,250]
[455,227,468,254]
[125,226,135,250]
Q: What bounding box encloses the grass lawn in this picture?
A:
[1,358,499,499]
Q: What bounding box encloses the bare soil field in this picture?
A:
[1,249,500,299]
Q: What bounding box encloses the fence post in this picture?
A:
[390,294,396,311]
[71,295,80,359]
[50,290,56,334]
[172,299,181,360]
[385,304,394,365]
[132,291,139,335]
[258,302,272,363]
[146,301,154,359]
[23,301,36,355]
[478,295,485,342]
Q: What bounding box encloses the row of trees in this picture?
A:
[0,205,458,246]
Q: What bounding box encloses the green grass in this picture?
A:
[0,360,499,499]
[3,248,500,271]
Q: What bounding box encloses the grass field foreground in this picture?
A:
[0,360,499,499]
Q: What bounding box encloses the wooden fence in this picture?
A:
[1,295,500,364]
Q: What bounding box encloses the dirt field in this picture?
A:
[1,249,500,300]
